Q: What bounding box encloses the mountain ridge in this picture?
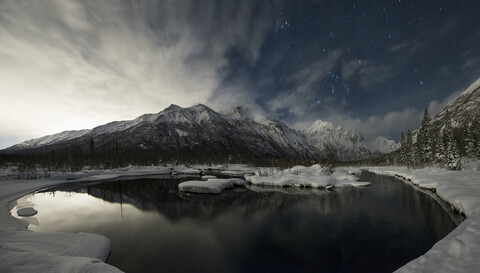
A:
[3,104,386,162]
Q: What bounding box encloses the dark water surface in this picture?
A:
[20,172,462,273]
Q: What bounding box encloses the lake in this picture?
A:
[14,171,463,273]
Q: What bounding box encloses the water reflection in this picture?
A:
[18,172,462,273]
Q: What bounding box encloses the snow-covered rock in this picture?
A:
[245,164,370,188]
[178,178,246,194]
[201,175,216,180]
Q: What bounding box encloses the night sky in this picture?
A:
[1,0,480,148]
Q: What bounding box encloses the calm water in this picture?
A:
[17,172,462,273]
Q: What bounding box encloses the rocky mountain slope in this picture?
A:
[429,78,480,132]
[304,120,372,161]
[3,104,390,162]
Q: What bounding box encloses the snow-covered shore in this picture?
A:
[2,164,479,272]
[0,166,201,273]
[346,165,480,273]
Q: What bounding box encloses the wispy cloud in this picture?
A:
[341,60,394,90]
[0,0,273,147]
[267,49,342,116]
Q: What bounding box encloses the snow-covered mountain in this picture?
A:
[304,120,372,161]
[429,77,480,132]
[4,104,316,160]
[3,104,388,161]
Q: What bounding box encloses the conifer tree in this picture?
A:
[472,116,480,158]
[464,124,475,158]
[399,131,406,164]
[406,130,414,168]
[444,115,461,170]
[419,109,432,164]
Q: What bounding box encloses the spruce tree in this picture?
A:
[419,109,432,164]
[444,116,461,170]
[399,132,406,164]
[464,124,475,158]
[472,116,480,158]
[406,130,414,168]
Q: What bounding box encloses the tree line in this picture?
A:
[397,109,480,170]
[0,137,317,174]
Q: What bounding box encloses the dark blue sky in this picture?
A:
[1,0,480,148]
[208,0,480,138]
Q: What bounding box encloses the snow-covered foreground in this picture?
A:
[0,165,202,273]
[346,165,480,273]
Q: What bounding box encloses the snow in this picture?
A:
[0,165,203,273]
[245,164,370,188]
[14,130,90,149]
[175,128,188,137]
[304,120,372,161]
[346,165,480,272]
[201,175,216,180]
[178,178,246,194]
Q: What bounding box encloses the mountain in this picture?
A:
[4,104,316,161]
[429,78,480,132]
[304,120,372,161]
[3,104,386,162]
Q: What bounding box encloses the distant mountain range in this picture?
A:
[2,104,395,162]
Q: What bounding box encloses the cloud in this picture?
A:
[266,49,342,116]
[341,60,394,89]
[427,88,464,116]
[0,0,273,148]
[322,107,421,141]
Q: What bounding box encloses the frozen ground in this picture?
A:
[346,163,480,273]
[0,165,201,273]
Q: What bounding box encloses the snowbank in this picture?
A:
[245,164,370,188]
[201,175,216,180]
[178,178,246,194]
[0,165,203,273]
[349,166,480,273]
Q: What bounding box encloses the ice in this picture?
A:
[178,178,246,194]
[17,207,37,217]
[348,165,480,272]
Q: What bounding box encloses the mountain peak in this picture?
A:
[308,120,336,132]
[164,104,183,112]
